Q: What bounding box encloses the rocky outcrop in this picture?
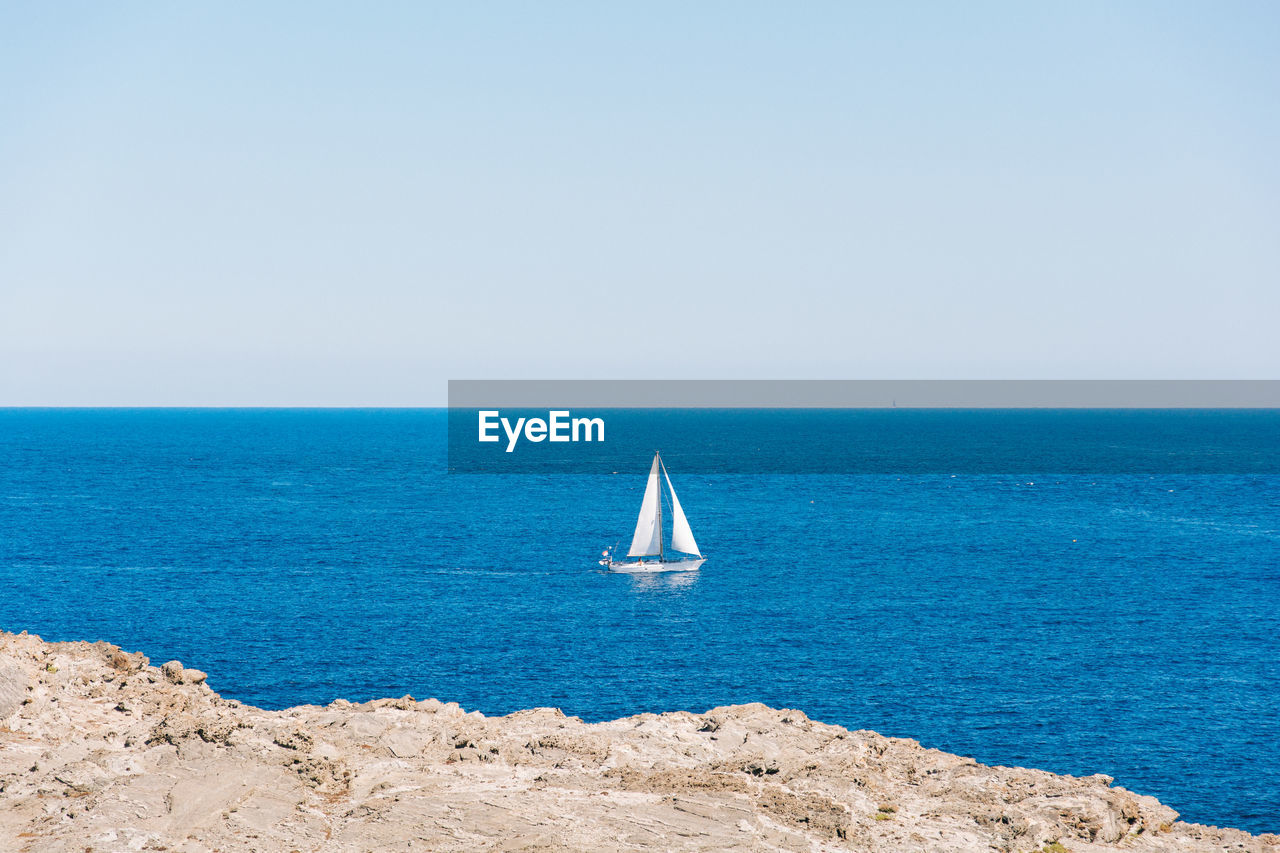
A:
[0,630,1274,852]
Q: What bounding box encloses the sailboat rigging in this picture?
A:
[602,452,705,573]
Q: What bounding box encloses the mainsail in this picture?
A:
[662,462,701,556]
[627,454,663,556]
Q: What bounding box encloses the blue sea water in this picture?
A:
[1,408,1277,834]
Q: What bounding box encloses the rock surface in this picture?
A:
[0,630,1274,852]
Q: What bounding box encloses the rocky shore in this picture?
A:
[0,631,1273,852]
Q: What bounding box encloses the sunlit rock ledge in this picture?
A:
[1,630,1274,852]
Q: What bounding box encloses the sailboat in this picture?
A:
[603,451,706,573]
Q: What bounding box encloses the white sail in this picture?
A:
[662,463,700,556]
[627,454,663,557]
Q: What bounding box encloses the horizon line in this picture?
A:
[6,404,1280,410]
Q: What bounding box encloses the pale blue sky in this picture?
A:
[2,2,1277,404]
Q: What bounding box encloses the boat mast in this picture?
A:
[655,451,664,562]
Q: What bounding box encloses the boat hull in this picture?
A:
[607,558,705,574]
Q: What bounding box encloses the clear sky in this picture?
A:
[2,2,1277,405]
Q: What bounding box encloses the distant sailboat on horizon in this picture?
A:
[602,452,705,573]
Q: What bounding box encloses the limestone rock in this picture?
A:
[161,660,185,684]
[0,629,1274,853]
[105,646,147,673]
[0,662,25,721]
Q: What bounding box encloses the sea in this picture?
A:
[1,408,1276,834]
